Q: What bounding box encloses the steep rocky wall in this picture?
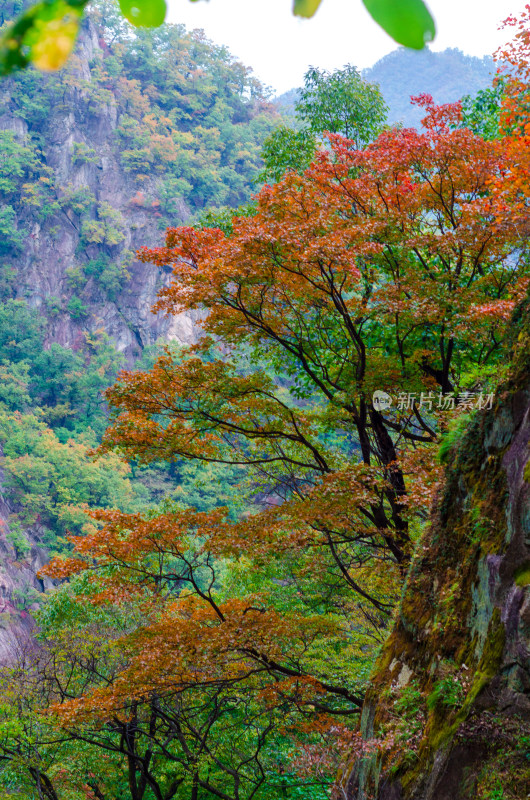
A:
[0,7,283,660]
[0,16,204,650]
[0,17,196,360]
[0,453,54,663]
[345,302,530,800]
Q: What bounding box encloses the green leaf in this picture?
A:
[362,0,435,50]
[293,0,323,18]
[28,2,82,71]
[118,0,167,27]
[0,0,88,76]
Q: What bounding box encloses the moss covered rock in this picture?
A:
[345,302,530,800]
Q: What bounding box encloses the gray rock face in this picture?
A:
[0,18,201,653]
[0,457,51,664]
[0,17,197,361]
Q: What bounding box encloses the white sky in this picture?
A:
[166,0,524,94]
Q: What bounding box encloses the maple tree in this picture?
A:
[3,8,522,796]
[497,4,530,136]
[35,75,530,799]
[95,94,527,586]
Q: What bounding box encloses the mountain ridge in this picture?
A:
[275,47,495,129]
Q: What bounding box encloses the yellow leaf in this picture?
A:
[30,9,81,72]
[293,0,323,18]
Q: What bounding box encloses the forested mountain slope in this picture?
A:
[0,4,279,657]
[0,4,279,359]
[275,48,495,128]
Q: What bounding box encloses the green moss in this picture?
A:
[398,610,506,793]
[515,563,530,587]
[458,609,505,720]
[438,412,474,465]
[398,719,455,792]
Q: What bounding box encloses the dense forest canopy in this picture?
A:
[1,0,279,213]
[0,2,528,799]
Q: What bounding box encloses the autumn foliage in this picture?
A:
[32,10,530,799]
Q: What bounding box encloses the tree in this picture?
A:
[297,65,387,146]
[457,5,530,145]
[341,20,530,774]
[0,408,138,554]
[36,94,529,798]
[496,4,530,137]
[259,126,318,185]
[260,65,387,183]
[2,539,347,799]
[99,96,526,594]
[460,82,504,141]
[0,299,44,362]
[0,301,125,437]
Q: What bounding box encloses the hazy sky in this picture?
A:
[166,0,523,94]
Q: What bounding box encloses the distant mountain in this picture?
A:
[275,48,496,129]
[274,87,299,123]
[364,47,495,127]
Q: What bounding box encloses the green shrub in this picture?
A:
[0,206,25,254]
[65,266,86,292]
[484,784,506,800]
[44,295,64,316]
[83,253,130,300]
[394,683,423,716]
[120,148,153,173]
[427,675,465,711]
[60,183,96,215]
[67,296,88,320]
[5,518,31,560]
[81,202,125,246]
[71,142,99,165]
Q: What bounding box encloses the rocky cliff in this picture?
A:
[0,9,277,360]
[0,6,279,653]
[0,456,52,662]
[0,19,188,358]
[344,301,530,799]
